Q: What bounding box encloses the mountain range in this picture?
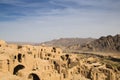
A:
[41,34,120,53]
[7,34,120,53]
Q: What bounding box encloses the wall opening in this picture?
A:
[13,64,25,75]
[53,47,56,53]
[18,45,22,49]
[41,49,43,51]
[18,53,22,62]
[28,73,40,80]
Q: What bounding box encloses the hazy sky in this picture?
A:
[0,0,120,42]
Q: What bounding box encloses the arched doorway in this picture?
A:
[13,64,25,75]
[28,73,40,80]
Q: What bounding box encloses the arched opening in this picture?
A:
[13,64,25,75]
[18,53,22,62]
[28,73,40,80]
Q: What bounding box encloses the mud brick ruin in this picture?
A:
[0,40,120,80]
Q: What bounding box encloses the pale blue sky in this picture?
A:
[0,0,120,42]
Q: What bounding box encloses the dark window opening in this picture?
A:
[41,49,43,51]
[53,47,56,53]
[18,53,22,62]
[65,54,69,60]
[13,65,25,75]
[47,58,49,60]
[28,73,40,80]
[48,54,51,57]
[34,54,36,58]
[14,56,16,59]
[63,74,66,78]
[23,54,25,58]
[18,45,22,49]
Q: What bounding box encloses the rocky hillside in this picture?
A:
[41,38,95,48]
[89,34,120,52]
[68,34,120,52]
[41,34,120,52]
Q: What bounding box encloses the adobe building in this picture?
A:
[0,40,64,80]
[0,40,120,80]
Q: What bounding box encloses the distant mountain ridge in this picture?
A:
[87,34,120,52]
[67,34,120,52]
[7,34,120,53]
[41,34,120,52]
[41,38,95,50]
